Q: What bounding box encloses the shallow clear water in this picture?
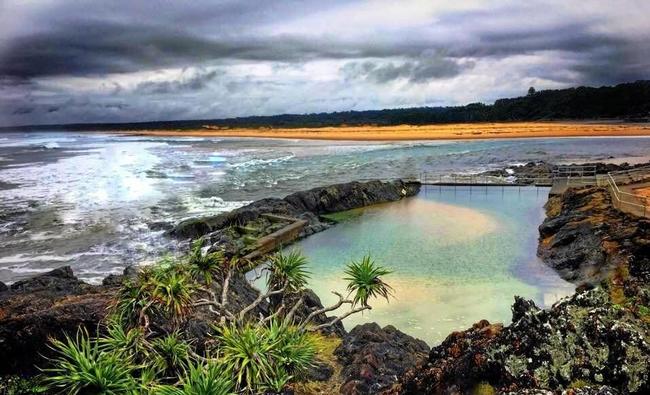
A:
[285,186,574,344]
[1,131,650,283]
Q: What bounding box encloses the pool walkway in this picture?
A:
[413,164,650,218]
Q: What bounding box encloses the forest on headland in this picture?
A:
[5,80,650,131]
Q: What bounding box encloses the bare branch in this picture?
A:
[299,291,352,330]
[220,266,233,307]
[238,281,288,321]
[193,299,221,309]
[283,297,304,326]
[261,304,285,324]
[307,305,372,332]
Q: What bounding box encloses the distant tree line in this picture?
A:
[5,80,650,131]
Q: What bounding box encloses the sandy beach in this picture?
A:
[119,122,650,141]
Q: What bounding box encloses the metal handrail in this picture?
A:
[603,171,649,218]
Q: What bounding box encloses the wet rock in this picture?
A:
[169,180,420,240]
[9,266,88,294]
[538,187,650,283]
[482,161,650,183]
[335,323,429,394]
[0,281,7,293]
[101,265,139,286]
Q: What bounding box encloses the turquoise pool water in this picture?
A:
[285,186,574,345]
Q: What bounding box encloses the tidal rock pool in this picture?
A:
[286,186,574,344]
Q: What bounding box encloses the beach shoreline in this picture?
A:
[115,121,650,141]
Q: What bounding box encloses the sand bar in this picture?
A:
[118,122,650,141]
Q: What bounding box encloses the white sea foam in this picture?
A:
[228,154,295,169]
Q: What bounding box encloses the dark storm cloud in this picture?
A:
[0,2,640,81]
[342,55,474,84]
[1,0,650,126]
[135,69,223,94]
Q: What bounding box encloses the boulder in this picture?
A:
[0,267,116,374]
[391,287,650,394]
[538,187,650,283]
[335,323,429,394]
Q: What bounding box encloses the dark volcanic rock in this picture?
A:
[304,360,335,382]
[0,267,116,374]
[335,323,429,394]
[169,180,420,239]
[538,187,650,283]
[391,287,650,394]
[0,281,7,293]
[483,161,650,182]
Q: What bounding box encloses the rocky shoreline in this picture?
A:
[1,178,649,394]
[0,179,427,393]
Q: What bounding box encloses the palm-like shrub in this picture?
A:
[98,320,147,362]
[114,276,152,328]
[114,264,196,328]
[150,268,196,323]
[261,365,292,394]
[154,361,233,395]
[151,332,192,378]
[344,255,393,307]
[218,324,277,391]
[267,320,315,373]
[216,320,315,393]
[44,329,136,395]
[187,238,226,285]
[267,250,310,292]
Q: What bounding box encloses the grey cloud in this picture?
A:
[0,4,637,82]
[1,0,650,126]
[135,69,223,94]
[342,56,472,84]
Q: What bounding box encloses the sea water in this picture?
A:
[1,131,650,283]
[286,186,575,344]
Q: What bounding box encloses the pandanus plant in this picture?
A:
[42,246,393,395]
[344,255,393,307]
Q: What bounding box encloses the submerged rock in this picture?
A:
[336,323,429,394]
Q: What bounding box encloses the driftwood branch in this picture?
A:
[261,304,285,324]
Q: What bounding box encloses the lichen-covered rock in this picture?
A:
[336,323,429,394]
[391,287,650,394]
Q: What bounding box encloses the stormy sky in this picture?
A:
[1,0,649,126]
